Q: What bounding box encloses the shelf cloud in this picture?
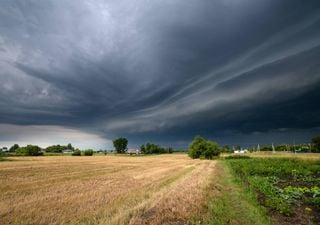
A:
[1,0,320,148]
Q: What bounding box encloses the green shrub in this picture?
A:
[311,197,320,209]
[72,150,81,156]
[16,145,43,156]
[84,149,94,156]
[188,136,220,159]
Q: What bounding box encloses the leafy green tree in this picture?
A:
[311,135,320,152]
[84,149,94,156]
[222,145,231,153]
[275,144,288,151]
[113,138,128,153]
[188,136,220,159]
[72,149,81,156]
[140,143,173,154]
[188,136,206,159]
[9,144,20,152]
[16,145,43,156]
[67,143,74,150]
[46,145,64,153]
[140,144,146,153]
[261,145,272,151]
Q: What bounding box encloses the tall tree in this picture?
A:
[113,138,128,154]
[311,135,320,152]
[9,144,20,152]
[188,136,220,159]
[67,143,74,150]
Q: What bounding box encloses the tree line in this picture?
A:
[112,137,173,154]
[219,135,320,153]
[2,134,320,157]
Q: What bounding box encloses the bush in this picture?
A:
[188,136,220,159]
[16,145,43,156]
[9,144,20,152]
[84,149,94,156]
[45,143,74,153]
[72,150,81,156]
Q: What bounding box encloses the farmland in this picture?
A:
[0,155,217,225]
[1,153,320,225]
[226,156,320,225]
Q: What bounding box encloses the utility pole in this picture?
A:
[272,143,275,154]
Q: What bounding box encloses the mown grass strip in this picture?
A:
[198,161,271,225]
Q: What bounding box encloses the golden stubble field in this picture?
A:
[0,154,216,225]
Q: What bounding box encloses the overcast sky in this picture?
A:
[1,0,320,149]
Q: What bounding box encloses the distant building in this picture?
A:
[127,149,141,155]
[2,147,9,152]
[234,149,248,154]
[62,149,74,154]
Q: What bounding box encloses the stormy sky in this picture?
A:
[1,0,320,149]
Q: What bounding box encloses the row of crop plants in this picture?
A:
[225,156,320,224]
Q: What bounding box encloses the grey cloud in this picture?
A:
[0,0,320,148]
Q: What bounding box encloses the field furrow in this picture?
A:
[0,155,212,225]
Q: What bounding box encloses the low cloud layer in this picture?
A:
[1,0,320,148]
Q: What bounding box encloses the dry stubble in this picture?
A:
[0,155,216,225]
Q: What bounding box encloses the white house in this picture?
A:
[234,149,248,154]
[62,149,74,154]
[127,149,141,155]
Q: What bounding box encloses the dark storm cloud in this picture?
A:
[1,0,320,148]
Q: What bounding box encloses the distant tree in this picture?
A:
[113,138,128,154]
[67,143,74,150]
[261,145,272,151]
[9,144,20,152]
[84,149,94,156]
[46,144,72,153]
[72,149,81,156]
[188,136,221,159]
[275,144,288,151]
[16,145,43,156]
[222,145,231,153]
[140,143,173,154]
[140,144,146,153]
[311,135,320,152]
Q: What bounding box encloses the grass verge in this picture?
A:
[196,160,271,225]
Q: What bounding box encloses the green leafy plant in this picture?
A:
[84,149,94,156]
[16,145,43,156]
[72,150,81,156]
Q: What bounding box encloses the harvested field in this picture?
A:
[0,155,216,225]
